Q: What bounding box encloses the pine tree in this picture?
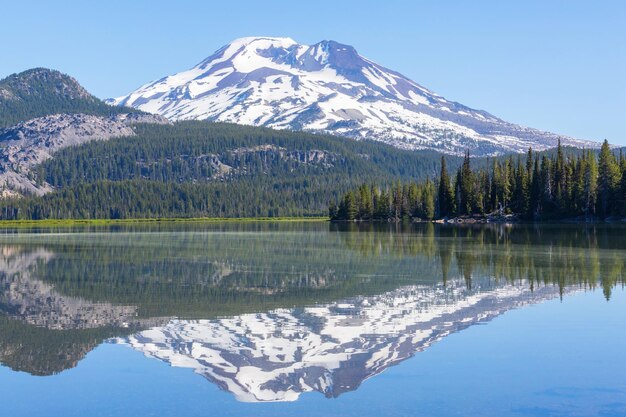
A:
[344,191,358,221]
[375,189,391,220]
[530,156,541,218]
[620,158,626,216]
[422,180,436,220]
[526,147,534,179]
[598,140,620,217]
[358,184,373,220]
[408,182,419,217]
[517,157,530,217]
[437,156,454,217]
[457,151,474,215]
[328,201,338,220]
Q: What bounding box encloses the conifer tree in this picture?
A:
[598,140,620,217]
[458,151,474,215]
[529,156,541,218]
[437,156,454,217]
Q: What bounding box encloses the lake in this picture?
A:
[0,222,625,417]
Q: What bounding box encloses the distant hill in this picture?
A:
[0,68,132,128]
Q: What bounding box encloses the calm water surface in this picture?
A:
[0,222,625,417]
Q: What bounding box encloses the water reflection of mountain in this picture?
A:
[0,246,143,329]
[0,223,623,381]
[119,280,567,402]
[0,246,163,375]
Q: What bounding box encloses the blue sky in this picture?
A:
[1,0,625,145]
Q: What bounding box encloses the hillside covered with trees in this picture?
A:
[331,140,626,222]
[0,121,451,219]
[0,68,131,128]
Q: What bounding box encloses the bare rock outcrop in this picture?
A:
[0,113,169,195]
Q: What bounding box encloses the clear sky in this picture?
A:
[1,0,624,145]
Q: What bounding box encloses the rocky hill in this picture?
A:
[0,112,169,195]
[0,68,132,128]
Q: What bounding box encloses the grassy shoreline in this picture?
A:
[0,216,330,228]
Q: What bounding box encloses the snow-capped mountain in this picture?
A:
[118,280,569,402]
[111,37,596,156]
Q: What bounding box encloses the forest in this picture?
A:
[331,140,626,222]
[0,121,448,219]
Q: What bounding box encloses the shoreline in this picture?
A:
[1,215,623,228]
[0,216,330,228]
[330,215,626,225]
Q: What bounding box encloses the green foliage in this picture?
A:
[598,140,622,217]
[437,156,454,217]
[38,122,449,186]
[332,180,437,221]
[0,121,453,219]
[333,141,626,221]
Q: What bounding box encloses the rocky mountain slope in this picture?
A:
[0,112,168,195]
[112,37,597,156]
[0,68,170,195]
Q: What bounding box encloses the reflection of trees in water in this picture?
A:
[333,223,626,300]
[0,245,159,376]
[0,315,134,376]
[0,230,443,319]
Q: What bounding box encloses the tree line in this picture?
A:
[331,140,626,221]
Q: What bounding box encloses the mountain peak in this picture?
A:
[227,36,297,48]
[0,68,93,101]
[0,67,135,129]
[112,37,597,156]
[308,40,364,69]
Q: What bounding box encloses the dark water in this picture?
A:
[0,222,625,416]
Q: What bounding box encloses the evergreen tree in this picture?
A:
[330,146,625,222]
[421,180,436,220]
[457,151,474,215]
[328,201,338,220]
[530,156,541,218]
[598,140,620,217]
[583,150,598,217]
[620,153,626,216]
[437,156,454,217]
